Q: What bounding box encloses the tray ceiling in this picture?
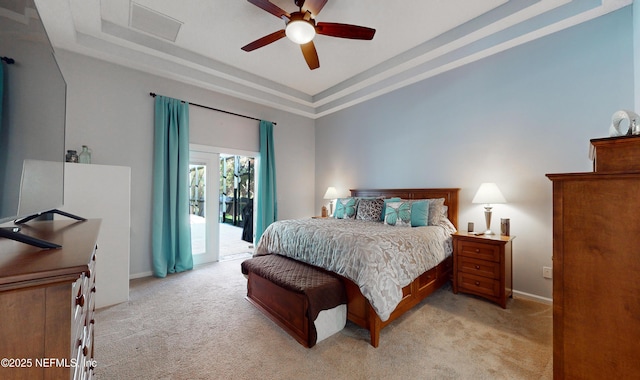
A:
[30,0,632,118]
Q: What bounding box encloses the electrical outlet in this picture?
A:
[542,266,552,279]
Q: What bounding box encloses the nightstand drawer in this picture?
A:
[457,272,500,298]
[459,256,500,279]
[457,241,500,262]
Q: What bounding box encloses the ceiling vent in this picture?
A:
[0,0,30,24]
[129,2,182,42]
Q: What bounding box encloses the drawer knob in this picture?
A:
[475,248,480,253]
[475,265,480,270]
[475,281,480,286]
[76,294,85,307]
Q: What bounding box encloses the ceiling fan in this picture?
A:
[241,0,376,70]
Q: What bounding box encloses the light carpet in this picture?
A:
[94,258,552,379]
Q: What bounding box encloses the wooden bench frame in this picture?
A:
[246,271,315,347]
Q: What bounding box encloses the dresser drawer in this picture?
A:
[459,256,500,279]
[84,321,94,359]
[457,240,500,262]
[88,252,96,279]
[87,292,95,319]
[73,339,84,380]
[72,278,85,344]
[457,272,500,298]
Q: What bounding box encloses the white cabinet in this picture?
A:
[60,163,130,308]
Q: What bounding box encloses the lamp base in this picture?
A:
[483,207,494,235]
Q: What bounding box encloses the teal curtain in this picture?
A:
[255,120,277,244]
[152,96,193,277]
[0,63,4,134]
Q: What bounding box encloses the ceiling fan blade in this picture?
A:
[241,30,286,52]
[316,22,376,40]
[247,0,290,19]
[302,0,328,16]
[300,41,320,70]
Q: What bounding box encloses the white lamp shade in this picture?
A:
[472,183,506,204]
[323,186,338,200]
[285,20,316,44]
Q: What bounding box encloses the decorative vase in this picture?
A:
[78,145,91,164]
[500,218,510,236]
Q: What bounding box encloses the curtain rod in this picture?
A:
[149,92,276,125]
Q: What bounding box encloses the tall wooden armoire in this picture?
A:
[546,135,640,379]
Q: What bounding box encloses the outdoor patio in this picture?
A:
[219,222,253,261]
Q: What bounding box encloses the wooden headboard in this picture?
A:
[350,188,460,228]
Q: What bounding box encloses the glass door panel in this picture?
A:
[189,151,219,265]
[189,163,206,255]
[219,154,255,261]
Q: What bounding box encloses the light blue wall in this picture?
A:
[315,6,634,300]
[635,0,640,111]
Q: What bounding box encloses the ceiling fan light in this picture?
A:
[286,20,315,44]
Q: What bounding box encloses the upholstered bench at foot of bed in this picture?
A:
[241,254,347,348]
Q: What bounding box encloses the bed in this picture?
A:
[254,188,459,347]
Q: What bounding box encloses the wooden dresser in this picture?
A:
[0,219,100,380]
[547,136,640,379]
[452,232,513,308]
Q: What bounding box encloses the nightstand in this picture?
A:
[452,232,514,308]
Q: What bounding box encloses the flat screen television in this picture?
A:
[0,1,75,248]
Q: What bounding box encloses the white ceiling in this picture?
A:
[32,0,632,118]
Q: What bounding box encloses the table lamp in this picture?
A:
[472,183,506,235]
[323,187,338,216]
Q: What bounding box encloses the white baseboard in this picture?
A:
[513,290,553,305]
[129,263,216,280]
[130,271,153,280]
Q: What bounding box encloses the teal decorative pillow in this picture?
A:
[384,201,412,227]
[334,197,357,219]
[410,200,429,227]
[381,197,402,221]
[402,198,444,226]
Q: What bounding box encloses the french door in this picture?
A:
[189,150,220,265]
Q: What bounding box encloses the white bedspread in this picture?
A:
[255,218,453,321]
